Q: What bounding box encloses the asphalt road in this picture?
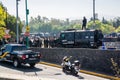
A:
[0,61,110,80]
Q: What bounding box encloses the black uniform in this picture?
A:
[82,17,87,30]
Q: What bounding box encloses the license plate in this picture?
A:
[29,58,36,60]
[29,55,35,57]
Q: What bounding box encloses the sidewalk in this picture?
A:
[0,73,57,80]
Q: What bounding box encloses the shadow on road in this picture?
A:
[63,72,84,79]
[77,75,84,79]
[54,73,62,75]
[0,61,42,72]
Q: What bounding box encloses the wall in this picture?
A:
[31,48,120,75]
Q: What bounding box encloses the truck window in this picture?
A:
[60,33,65,39]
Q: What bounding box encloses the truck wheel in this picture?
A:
[29,63,35,68]
[13,59,20,67]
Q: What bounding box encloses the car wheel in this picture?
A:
[13,59,20,67]
[29,63,35,68]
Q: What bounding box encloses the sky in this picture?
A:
[0,0,120,21]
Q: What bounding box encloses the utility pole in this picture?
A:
[16,0,20,43]
[25,0,29,47]
[93,0,95,26]
[5,8,7,28]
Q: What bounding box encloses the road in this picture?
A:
[0,61,109,80]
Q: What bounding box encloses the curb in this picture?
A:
[40,62,120,80]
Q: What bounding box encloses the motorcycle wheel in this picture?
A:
[72,69,78,76]
[74,72,78,75]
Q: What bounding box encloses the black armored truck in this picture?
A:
[54,29,103,48]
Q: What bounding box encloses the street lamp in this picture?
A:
[16,0,20,43]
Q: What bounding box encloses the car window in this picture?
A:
[12,46,27,51]
[5,45,12,52]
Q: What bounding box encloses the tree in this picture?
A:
[7,15,23,36]
[87,20,115,34]
[102,17,108,24]
[0,27,6,39]
[113,17,120,28]
[115,26,120,33]
[0,2,6,27]
[28,14,120,36]
[0,2,23,40]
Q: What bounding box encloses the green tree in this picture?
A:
[0,2,6,27]
[115,26,120,33]
[87,20,115,34]
[7,15,23,36]
[0,2,23,40]
[0,27,6,39]
[73,24,82,29]
[113,17,120,28]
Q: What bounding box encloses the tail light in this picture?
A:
[22,55,26,60]
[38,54,41,58]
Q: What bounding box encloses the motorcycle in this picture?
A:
[61,56,80,76]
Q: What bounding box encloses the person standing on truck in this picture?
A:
[82,16,87,30]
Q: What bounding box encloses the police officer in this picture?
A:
[82,16,87,30]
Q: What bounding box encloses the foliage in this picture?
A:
[29,15,83,34]
[0,2,23,40]
[111,58,120,77]
[73,24,82,29]
[28,14,120,36]
[10,31,16,39]
[0,27,6,39]
[29,16,118,35]
[7,15,23,35]
[115,26,120,33]
[87,20,115,34]
[113,17,120,28]
[0,2,6,27]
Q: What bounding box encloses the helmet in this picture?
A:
[63,56,67,60]
[63,56,69,62]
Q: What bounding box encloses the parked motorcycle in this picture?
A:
[61,56,80,76]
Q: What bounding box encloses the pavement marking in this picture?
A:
[39,61,120,80]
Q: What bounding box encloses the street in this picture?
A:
[0,61,109,80]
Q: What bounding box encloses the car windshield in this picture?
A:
[12,46,27,51]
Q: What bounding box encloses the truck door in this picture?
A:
[60,32,75,45]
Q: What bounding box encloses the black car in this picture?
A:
[0,44,41,67]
